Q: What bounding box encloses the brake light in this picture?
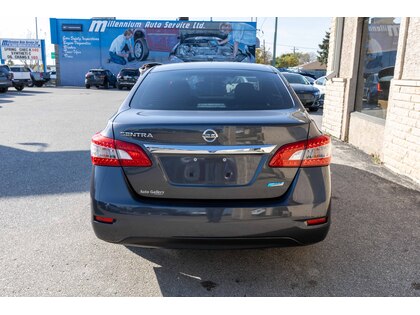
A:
[90,133,152,167]
[377,82,382,92]
[94,216,115,224]
[306,217,328,226]
[269,135,331,167]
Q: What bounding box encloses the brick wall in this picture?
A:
[383,80,420,184]
[322,78,346,138]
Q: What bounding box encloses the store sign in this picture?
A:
[0,39,42,60]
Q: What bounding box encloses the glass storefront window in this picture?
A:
[356,17,400,120]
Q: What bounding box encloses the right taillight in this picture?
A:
[377,82,382,92]
[269,135,331,168]
[90,133,152,167]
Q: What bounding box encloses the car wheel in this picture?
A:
[34,82,43,87]
[134,38,149,61]
[117,84,123,90]
[0,87,7,93]
[15,85,24,91]
[103,80,109,89]
[27,80,34,87]
[85,84,91,89]
[308,107,319,112]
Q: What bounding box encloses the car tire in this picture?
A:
[85,84,91,89]
[134,38,149,61]
[0,87,7,93]
[308,107,319,112]
[27,80,34,87]
[117,84,123,90]
[103,80,109,89]
[15,85,24,91]
[34,82,43,87]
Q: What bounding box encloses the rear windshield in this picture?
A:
[130,69,294,110]
[0,67,9,74]
[91,70,105,75]
[282,73,309,85]
[120,69,140,76]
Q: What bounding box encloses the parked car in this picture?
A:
[49,70,57,85]
[8,65,31,90]
[90,62,332,249]
[363,73,379,104]
[0,65,13,93]
[116,68,140,90]
[169,31,253,63]
[30,69,51,87]
[85,69,117,89]
[303,76,315,85]
[281,72,321,111]
[313,76,327,107]
[377,67,394,109]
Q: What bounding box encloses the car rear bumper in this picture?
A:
[91,166,331,248]
[0,82,13,88]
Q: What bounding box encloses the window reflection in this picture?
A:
[358,17,400,119]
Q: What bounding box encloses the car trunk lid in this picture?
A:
[112,109,310,200]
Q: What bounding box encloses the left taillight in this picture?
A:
[90,133,152,167]
[269,135,331,168]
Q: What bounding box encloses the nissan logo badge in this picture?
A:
[202,129,218,143]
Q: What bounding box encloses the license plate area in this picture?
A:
[158,155,261,186]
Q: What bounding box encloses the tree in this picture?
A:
[275,53,299,68]
[256,43,272,65]
[317,31,330,65]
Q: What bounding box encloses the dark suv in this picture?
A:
[85,69,117,89]
[116,68,140,90]
[0,65,13,93]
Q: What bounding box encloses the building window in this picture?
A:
[356,17,400,120]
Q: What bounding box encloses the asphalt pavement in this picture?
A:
[0,87,419,296]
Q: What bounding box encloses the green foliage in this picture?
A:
[275,53,299,68]
[317,31,330,65]
[256,44,272,65]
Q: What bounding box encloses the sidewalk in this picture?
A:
[331,138,420,192]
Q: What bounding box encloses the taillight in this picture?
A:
[269,135,331,168]
[94,216,115,224]
[90,133,152,167]
[377,82,382,92]
[306,217,328,226]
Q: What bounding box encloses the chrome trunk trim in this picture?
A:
[144,144,277,155]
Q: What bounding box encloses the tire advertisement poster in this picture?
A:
[50,18,257,86]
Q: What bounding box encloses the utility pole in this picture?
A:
[35,17,39,71]
[272,17,278,67]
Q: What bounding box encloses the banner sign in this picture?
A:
[0,39,42,61]
[50,18,257,86]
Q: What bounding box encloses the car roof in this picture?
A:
[89,69,106,71]
[151,62,277,73]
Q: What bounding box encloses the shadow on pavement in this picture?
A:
[127,163,420,297]
[0,145,91,197]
